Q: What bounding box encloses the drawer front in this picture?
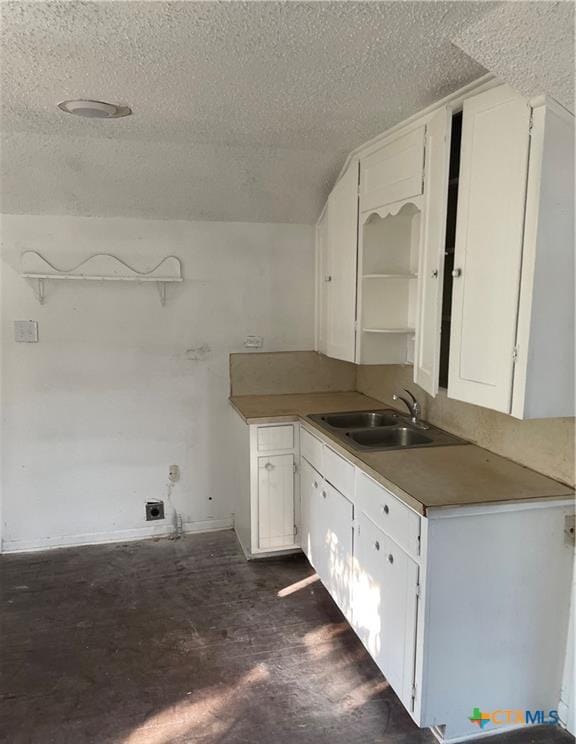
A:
[323,445,355,497]
[356,471,420,557]
[300,426,323,473]
[257,424,294,452]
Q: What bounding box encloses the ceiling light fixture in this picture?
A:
[57,99,132,119]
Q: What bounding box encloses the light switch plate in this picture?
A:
[14,320,39,343]
[244,335,263,348]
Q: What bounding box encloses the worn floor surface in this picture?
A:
[1,530,573,744]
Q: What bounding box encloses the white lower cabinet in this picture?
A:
[294,424,574,743]
[257,453,296,551]
[234,421,574,742]
[353,511,419,712]
[301,455,354,618]
[232,421,300,559]
[315,480,354,618]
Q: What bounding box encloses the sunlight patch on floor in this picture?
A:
[277,573,319,597]
[122,664,269,744]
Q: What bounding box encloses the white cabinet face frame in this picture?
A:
[315,211,329,355]
[414,106,452,396]
[448,85,531,413]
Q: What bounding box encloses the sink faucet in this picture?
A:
[392,389,429,429]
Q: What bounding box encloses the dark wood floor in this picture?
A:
[0,531,572,744]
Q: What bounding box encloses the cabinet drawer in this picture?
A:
[356,471,420,557]
[257,424,294,452]
[300,426,323,472]
[323,445,354,497]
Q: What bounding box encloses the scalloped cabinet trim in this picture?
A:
[20,252,182,306]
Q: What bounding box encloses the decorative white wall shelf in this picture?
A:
[20,252,183,306]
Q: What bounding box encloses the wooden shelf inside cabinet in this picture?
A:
[362,328,415,334]
[362,273,418,280]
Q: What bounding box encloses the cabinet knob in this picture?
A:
[452,268,462,278]
[388,554,394,564]
[431,269,438,278]
[264,462,273,471]
[324,275,332,283]
[374,540,380,551]
[322,491,327,499]
[313,481,318,489]
[381,504,389,515]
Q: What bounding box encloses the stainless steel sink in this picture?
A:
[318,411,400,429]
[307,409,468,452]
[346,427,432,448]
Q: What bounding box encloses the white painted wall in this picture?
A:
[0,214,314,552]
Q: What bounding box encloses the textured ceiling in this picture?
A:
[454,1,574,113]
[0,1,498,223]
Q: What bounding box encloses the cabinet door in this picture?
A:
[312,481,354,619]
[257,454,296,551]
[315,211,329,355]
[299,457,321,562]
[354,513,419,710]
[360,126,425,212]
[448,85,531,413]
[414,107,451,396]
[324,163,359,363]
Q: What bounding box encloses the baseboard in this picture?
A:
[1,517,234,554]
[430,723,527,743]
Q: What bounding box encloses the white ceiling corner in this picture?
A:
[453,1,575,114]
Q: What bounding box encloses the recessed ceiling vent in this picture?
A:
[57,99,132,119]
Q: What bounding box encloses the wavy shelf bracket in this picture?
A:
[20,252,183,306]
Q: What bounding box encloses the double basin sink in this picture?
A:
[307,409,467,452]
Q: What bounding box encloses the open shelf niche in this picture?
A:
[357,201,421,364]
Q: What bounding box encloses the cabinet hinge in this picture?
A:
[352,518,360,534]
[512,345,519,364]
[294,524,298,537]
[293,462,298,474]
[416,534,421,556]
[411,683,417,705]
[528,110,534,135]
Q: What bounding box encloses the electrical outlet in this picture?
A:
[14,320,39,343]
[146,501,164,521]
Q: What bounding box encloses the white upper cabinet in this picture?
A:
[319,162,359,363]
[511,99,574,418]
[414,107,451,396]
[360,126,425,212]
[315,79,574,417]
[448,85,531,413]
[448,85,574,417]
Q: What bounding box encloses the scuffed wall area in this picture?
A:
[0,214,314,551]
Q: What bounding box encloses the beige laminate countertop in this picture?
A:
[229,392,574,515]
